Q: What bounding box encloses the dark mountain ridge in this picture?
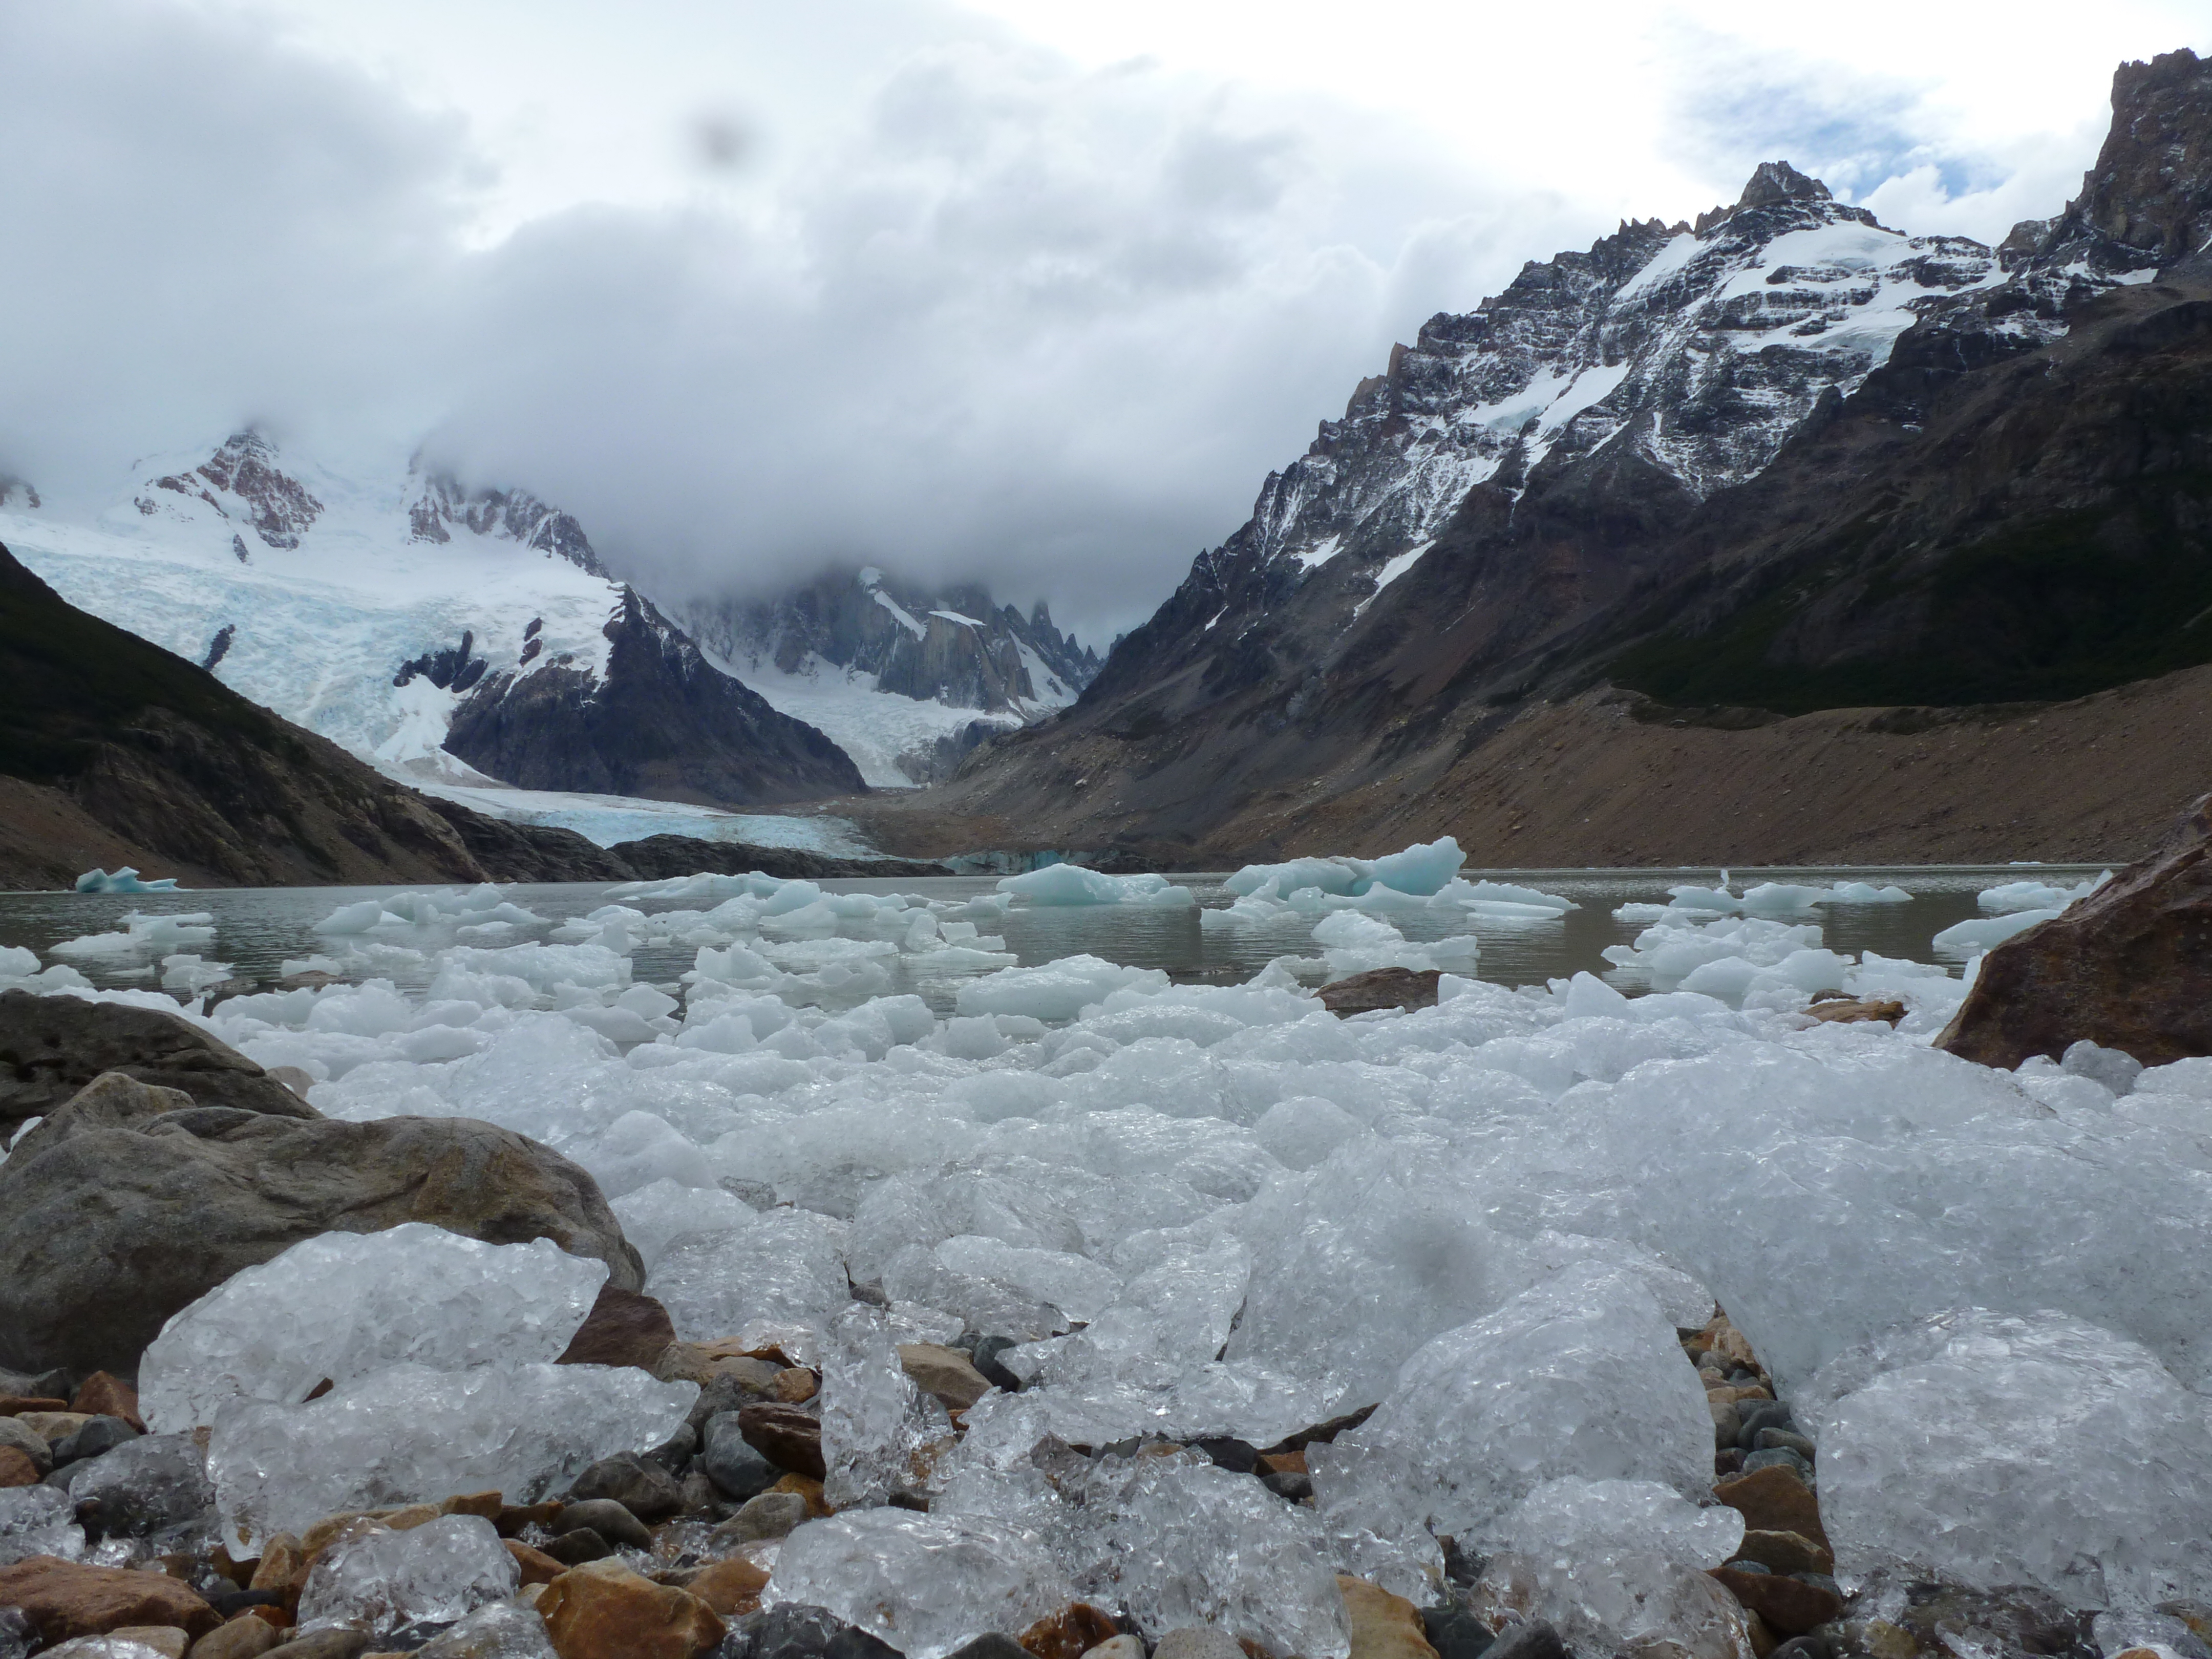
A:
[907,48,2212,861]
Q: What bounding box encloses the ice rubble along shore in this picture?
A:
[1,839,2208,1659]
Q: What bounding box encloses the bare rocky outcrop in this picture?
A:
[0,988,318,1137]
[1939,790,2212,1069]
[0,1071,643,1377]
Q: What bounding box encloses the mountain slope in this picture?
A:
[0,541,628,889]
[677,567,1101,784]
[4,435,863,807]
[911,49,2212,861]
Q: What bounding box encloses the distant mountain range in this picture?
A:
[0,435,1101,811]
[678,568,1100,784]
[907,47,2212,865]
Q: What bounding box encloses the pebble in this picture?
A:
[0,1558,222,1644]
[555,1495,654,1549]
[1481,1623,1565,1659]
[16,1412,94,1444]
[540,1528,614,1566]
[1713,1465,1826,1548]
[503,1540,566,1586]
[896,1344,993,1412]
[1735,1403,1794,1450]
[1712,1566,1846,1636]
[713,1492,811,1547]
[1152,1629,1246,1659]
[538,1563,725,1659]
[69,1375,146,1434]
[1741,1447,1815,1483]
[1079,1639,1143,1659]
[1018,1603,1119,1659]
[703,1413,780,1501]
[102,1630,187,1658]
[554,1285,678,1371]
[566,1451,683,1521]
[735,1403,825,1481]
[1757,1429,1818,1463]
[687,1556,772,1618]
[969,1337,1025,1394]
[262,1633,372,1659]
[0,1446,37,1487]
[1339,1575,1440,1659]
[944,1635,1029,1659]
[1419,1605,1494,1659]
[1734,1530,1833,1576]
[1710,1401,1742,1450]
[720,1604,901,1659]
[190,1619,285,1659]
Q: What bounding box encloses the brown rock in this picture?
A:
[0,1446,37,1486]
[685,1557,770,1618]
[0,1074,644,1377]
[262,1633,372,1659]
[768,1474,831,1517]
[505,1541,566,1587]
[1744,1612,1780,1659]
[18,1412,94,1443]
[247,1537,306,1596]
[1712,1465,1828,1551]
[556,1286,676,1371]
[110,1628,191,1658]
[1733,1530,1834,1576]
[1318,968,1441,1017]
[0,1396,71,1415]
[773,1368,819,1405]
[1941,791,2212,1067]
[438,1492,503,1521]
[1805,998,1905,1026]
[1020,1604,1120,1659]
[1336,1576,1438,1659]
[0,988,322,1139]
[538,1565,725,1659]
[0,1557,222,1642]
[737,1403,824,1479]
[1712,1568,1845,1636]
[191,1615,286,1659]
[1256,1449,1307,1476]
[72,1373,147,1432]
[897,1344,991,1411]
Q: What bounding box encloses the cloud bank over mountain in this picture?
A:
[2,0,2203,640]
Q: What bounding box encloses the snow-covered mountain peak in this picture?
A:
[1242,161,1998,585]
[141,430,324,551]
[405,467,608,578]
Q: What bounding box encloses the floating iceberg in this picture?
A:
[996,864,1195,907]
[74,866,180,894]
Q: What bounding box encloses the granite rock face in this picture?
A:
[0,1071,643,1375]
[1941,790,2212,1067]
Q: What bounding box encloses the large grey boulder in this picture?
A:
[0,988,318,1136]
[0,1071,645,1377]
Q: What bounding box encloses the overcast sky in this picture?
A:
[3,1,2206,641]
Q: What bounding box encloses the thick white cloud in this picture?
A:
[2,0,2205,640]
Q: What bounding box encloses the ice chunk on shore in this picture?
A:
[0,1486,85,1565]
[1472,1479,1749,1659]
[820,1308,954,1508]
[208,1361,695,1552]
[1801,1308,2212,1606]
[997,865,1195,907]
[766,1508,1073,1659]
[650,1207,850,1348]
[297,1514,518,1637]
[1310,1265,1713,1594]
[142,1225,607,1431]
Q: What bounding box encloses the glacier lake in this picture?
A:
[0,865,2105,1011]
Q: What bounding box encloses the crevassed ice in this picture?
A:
[142,1225,608,1432]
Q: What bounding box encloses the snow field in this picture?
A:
[6,856,2206,1636]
